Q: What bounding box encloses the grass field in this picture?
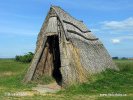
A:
[0,59,133,100]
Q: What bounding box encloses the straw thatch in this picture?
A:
[24,6,118,87]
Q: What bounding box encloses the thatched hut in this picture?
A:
[24,6,118,87]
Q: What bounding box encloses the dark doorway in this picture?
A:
[47,35,62,86]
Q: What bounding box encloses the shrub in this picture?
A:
[15,52,34,63]
[112,57,119,60]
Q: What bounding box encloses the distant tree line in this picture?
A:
[15,52,34,63]
[112,57,128,60]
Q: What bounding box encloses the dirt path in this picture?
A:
[32,82,61,94]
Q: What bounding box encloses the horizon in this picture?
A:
[0,0,133,58]
[1,56,133,59]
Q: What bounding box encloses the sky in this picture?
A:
[0,0,133,58]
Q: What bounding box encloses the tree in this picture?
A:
[112,57,119,60]
[15,52,34,63]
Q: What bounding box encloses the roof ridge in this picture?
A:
[51,6,83,23]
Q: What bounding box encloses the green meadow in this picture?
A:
[0,59,133,100]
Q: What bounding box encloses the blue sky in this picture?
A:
[0,0,133,58]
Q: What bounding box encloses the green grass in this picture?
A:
[0,59,133,99]
[58,59,133,99]
[59,60,133,95]
[32,75,55,85]
[0,59,27,72]
[0,59,35,93]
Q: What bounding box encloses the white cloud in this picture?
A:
[102,17,133,32]
[90,28,100,32]
[111,39,120,44]
[111,35,133,44]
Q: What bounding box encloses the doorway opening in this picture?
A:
[47,35,62,86]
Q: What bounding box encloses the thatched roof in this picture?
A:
[37,6,100,48]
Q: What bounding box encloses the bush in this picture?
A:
[112,57,119,60]
[15,52,34,63]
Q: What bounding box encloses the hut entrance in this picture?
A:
[47,35,62,86]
